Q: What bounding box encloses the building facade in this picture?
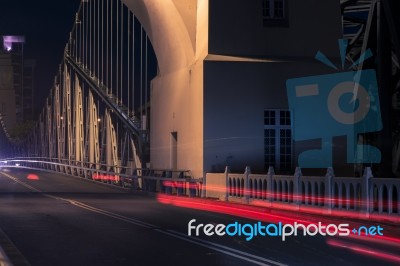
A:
[0,51,17,130]
[1,36,35,132]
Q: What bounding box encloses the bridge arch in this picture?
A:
[122,0,203,75]
[122,0,208,178]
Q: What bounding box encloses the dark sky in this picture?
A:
[0,0,81,111]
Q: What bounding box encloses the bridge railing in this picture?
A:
[0,157,203,197]
[205,166,400,220]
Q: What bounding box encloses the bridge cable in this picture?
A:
[140,25,143,123]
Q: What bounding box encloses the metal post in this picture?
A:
[325,167,334,214]
[363,167,373,217]
[294,167,302,208]
[267,166,274,205]
[244,166,251,204]
[225,166,230,201]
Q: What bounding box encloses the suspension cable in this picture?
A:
[127,10,130,115]
[132,14,135,117]
[120,0,124,107]
[116,0,119,103]
[111,0,113,96]
[140,25,143,123]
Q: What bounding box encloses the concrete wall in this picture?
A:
[121,0,209,178]
[203,59,339,174]
[205,172,226,199]
[208,0,342,57]
[150,60,204,178]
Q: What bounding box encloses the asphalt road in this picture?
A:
[0,167,398,266]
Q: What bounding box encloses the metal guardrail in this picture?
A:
[0,157,203,197]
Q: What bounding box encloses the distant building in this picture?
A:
[0,51,17,130]
[0,36,35,130]
[23,59,35,121]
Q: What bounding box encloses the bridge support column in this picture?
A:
[64,65,73,165]
[74,76,84,167]
[105,109,119,182]
[88,91,100,169]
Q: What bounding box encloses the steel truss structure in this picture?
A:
[342,0,400,176]
[2,0,155,178]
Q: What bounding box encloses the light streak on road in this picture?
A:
[327,238,400,264]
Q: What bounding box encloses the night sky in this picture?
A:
[0,0,81,113]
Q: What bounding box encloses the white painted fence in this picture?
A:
[205,166,400,217]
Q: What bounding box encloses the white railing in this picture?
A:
[205,166,400,218]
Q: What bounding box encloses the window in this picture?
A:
[264,110,292,173]
[262,0,288,27]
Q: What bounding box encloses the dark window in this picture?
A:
[262,0,288,27]
[264,109,292,173]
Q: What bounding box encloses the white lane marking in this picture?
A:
[1,172,41,192]
[166,230,287,266]
[67,200,154,229]
[155,229,274,266]
[1,172,154,229]
[1,171,288,266]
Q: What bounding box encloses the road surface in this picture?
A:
[0,167,398,266]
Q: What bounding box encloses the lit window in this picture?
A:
[262,0,288,27]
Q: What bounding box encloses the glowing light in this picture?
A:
[27,174,39,180]
[327,239,400,264]
[93,173,119,182]
[157,194,400,242]
[157,194,309,225]
[163,180,199,190]
[203,184,400,223]
[3,35,25,52]
[344,232,400,247]
[15,163,20,167]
